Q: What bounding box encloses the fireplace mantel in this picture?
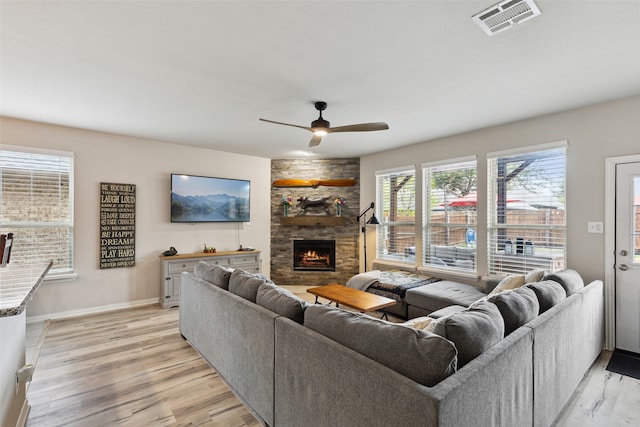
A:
[280,216,347,226]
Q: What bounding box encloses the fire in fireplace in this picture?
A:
[293,240,336,271]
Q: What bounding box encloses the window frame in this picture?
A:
[422,156,478,275]
[375,166,416,264]
[487,141,567,276]
[0,144,76,282]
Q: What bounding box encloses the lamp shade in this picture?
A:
[366,214,380,225]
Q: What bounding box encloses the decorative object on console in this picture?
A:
[162,246,177,256]
[357,202,380,271]
[203,244,216,253]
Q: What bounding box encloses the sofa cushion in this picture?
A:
[543,269,584,296]
[405,281,487,313]
[304,304,457,387]
[488,274,526,296]
[524,280,567,314]
[487,287,539,336]
[228,269,267,302]
[256,282,307,324]
[430,300,504,367]
[194,261,233,290]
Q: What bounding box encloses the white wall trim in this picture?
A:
[16,400,30,427]
[604,153,640,350]
[26,298,159,324]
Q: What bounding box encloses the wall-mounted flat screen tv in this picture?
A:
[171,174,250,223]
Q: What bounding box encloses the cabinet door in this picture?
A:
[163,275,174,301]
[171,273,181,300]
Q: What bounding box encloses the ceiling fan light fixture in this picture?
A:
[260,100,388,147]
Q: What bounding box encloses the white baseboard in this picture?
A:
[16,400,30,427]
[26,298,159,324]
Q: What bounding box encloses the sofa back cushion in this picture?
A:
[487,287,539,336]
[543,269,584,296]
[524,280,566,314]
[256,282,307,324]
[229,269,268,302]
[195,261,233,290]
[430,300,504,367]
[304,304,457,387]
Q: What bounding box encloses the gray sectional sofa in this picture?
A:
[179,262,604,427]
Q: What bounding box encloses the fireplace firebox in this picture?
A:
[293,240,336,271]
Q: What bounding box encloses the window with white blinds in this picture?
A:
[0,146,75,281]
[423,159,477,273]
[487,143,566,275]
[375,167,416,263]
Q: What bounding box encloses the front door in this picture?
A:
[615,162,640,353]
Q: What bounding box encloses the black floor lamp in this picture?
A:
[357,202,380,272]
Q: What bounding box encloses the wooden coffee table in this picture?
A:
[307,283,396,319]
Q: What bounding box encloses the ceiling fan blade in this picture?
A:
[259,118,312,132]
[308,134,323,147]
[328,122,389,133]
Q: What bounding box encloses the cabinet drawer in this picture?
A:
[168,261,197,272]
[204,257,230,266]
[230,254,259,265]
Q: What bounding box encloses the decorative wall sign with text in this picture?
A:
[100,182,136,269]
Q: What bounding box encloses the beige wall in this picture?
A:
[360,95,640,285]
[1,117,271,318]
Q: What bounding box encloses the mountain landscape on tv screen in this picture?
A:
[171,192,250,222]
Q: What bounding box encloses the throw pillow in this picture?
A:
[524,280,566,314]
[194,262,233,290]
[304,304,458,387]
[228,269,267,302]
[401,316,434,330]
[543,269,584,296]
[430,300,504,367]
[256,282,307,324]
[488,274,526,296]
[524,269,546,284]
[487,287,539,336]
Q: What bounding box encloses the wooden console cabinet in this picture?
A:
[159,250,261,308]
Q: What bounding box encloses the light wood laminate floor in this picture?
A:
[25,287,640,426]
[26,305,261,427]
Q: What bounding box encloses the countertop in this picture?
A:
[0,260,52,317]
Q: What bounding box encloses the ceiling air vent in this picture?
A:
[472,0,541,36]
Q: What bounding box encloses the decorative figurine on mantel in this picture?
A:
[296,196,332,216]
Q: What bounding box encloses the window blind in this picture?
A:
[487,144,566,275]
[375,167,416,263]
[0,147,74,283]
[423,159,477,273]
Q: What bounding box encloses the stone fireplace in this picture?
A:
[271,158,360,286]
[293,240,336,271]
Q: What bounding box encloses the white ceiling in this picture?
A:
[2,1,640,159]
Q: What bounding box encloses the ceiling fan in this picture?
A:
[259,101,389,147]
